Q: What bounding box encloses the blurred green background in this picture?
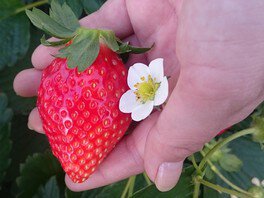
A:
[0,0,263,197]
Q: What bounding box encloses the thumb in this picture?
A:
[144,73,242,192]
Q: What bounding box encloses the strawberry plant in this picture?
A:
[0,1,263,198]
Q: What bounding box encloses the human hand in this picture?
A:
[14,0,264,192]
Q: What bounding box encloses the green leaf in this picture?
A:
[53,0,83,18]
[205,166,214,180]
[58,29,100,71]
[132,166,194,198]
[49,1,80,32]
[81,0,107,14]
[0,0,23,19]
[33,176,60,198]
[0,0,30,70]
[5,115,49,182]
[251,115,264,144]
[0,26,41,114]
[0,124,12,188]
[0,93,12,189]
[17,151,63,198]
[26,6,76,39]
[0,93,13,124]
[218,154,243,172]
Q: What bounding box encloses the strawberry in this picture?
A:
[26,2,151,183]
[37,44,131,183]
[217,127,231,136]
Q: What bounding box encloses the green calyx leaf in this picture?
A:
[117,41,154,54]
[57,28,100,71]
[25,1,79,39]
[40,35,72,47]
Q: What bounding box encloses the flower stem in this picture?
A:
[128,176,136,197]
[15,0,49,14]
[121,176,135,198]
[143,172,152,186]
[193,180,201,198]
[199,128,256,170]
[190,154,202,175]
[200,151,251,196]
[196,177,254,198]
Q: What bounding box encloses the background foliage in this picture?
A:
[0,0,263,198]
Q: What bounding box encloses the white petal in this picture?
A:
[251,177,261,186]
[154,77,169,106]
[128,63,150,90]
[149,58,164,82]
[131,101,154,121]
[119,90,139,113]
[261,180,264,187]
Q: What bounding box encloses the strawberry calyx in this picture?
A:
[26,1,152,72]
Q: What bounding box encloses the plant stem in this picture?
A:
[128,176,136,197]
[143,172,152,186]
[190,154,202,175]
[200,151,250,195]
[197,177,253,198]
[15,0,49,14]
[199,128,256,170]
[193,180,201,198]
[121,177,135,198]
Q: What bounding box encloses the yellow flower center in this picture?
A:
[134,75,160,103]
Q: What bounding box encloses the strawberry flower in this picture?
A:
[119,58,168,121]
[251,177,264,187]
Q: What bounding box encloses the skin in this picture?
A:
[14,0,264,192]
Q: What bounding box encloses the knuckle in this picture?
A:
[124,135,144,167]
[152,125,203,161]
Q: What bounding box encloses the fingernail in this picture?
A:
[27,122,33,130]
[155,162,183,192]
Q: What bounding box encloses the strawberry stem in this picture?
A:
[15,0,48,15]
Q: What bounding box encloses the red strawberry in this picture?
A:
[217,127,231,136]
[37,44,132,183]
[26,1,151,183]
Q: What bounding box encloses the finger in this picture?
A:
[28,107,44,134]
[79,0,132,38]
[65,113,159,192]
[13,68,42,97]
[32,0,133,70]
